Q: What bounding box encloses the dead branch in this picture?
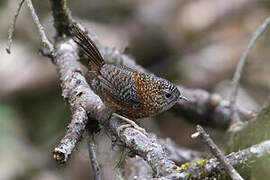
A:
[157,140,270,180]
[193,125,243,180]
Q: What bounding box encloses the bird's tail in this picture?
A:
[69,23,105,70]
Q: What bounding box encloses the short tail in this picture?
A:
[69,23,105,70]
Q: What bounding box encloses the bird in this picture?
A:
[70,23,188,133]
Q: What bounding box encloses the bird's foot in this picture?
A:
[113,113,147,135]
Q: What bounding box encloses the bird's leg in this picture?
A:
[113,113,147,135]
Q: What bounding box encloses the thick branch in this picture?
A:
[104,117,178,177]
[52,39,89,163]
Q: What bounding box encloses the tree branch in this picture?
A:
[157,140,270,180]
[193,125,244,180]
[87,130,101,180]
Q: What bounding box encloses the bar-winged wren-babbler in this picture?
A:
[70,23,187,133]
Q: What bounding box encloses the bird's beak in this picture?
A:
[179,95,189,102]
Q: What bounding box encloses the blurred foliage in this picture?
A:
[15,90,70,144]
[0,105,19,150]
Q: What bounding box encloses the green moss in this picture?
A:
[178,162,191,171]
[193,159,209,167]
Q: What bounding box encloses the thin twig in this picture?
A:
[193,125,244,180]
[228,16,270,136]
[25,0,54,56]
[87,130,101,180]
[230,16,270,108]
[6,0,25,54]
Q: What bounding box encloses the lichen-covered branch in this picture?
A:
[52,39,89,163]
[104,117,179,177]
[194,125,243,180]
[157,140,270,180]
[123,138,203,179]
[54,107,88,163]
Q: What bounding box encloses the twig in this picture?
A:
[228,16,270,136]
[87,130,101,180]
[158,140,270,180]
[193,125,244,180]
[25,0,54,56]
[230,16,270,110]
[6,0,25,54]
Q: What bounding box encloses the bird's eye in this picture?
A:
[165,93,172,99]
